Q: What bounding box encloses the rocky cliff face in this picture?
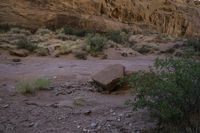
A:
[0,0,200,36]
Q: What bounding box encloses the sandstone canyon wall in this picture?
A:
[0,0,200,36]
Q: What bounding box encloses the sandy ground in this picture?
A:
[0,55,158,133]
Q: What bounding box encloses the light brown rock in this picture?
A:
[92,64,125,91]
[9,49,29,57]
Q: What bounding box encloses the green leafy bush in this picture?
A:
[185,37,200,57]
[105,30,128,44]
[86,34,107,53]
[124,58,200,132]
[63,26,91,37]
[16,38,38,52]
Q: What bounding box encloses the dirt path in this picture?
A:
[0,56,156,84]
[0,56,157,133]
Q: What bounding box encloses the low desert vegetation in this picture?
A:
[16,81,35,94]
[123,58,200,132]
[16,38,38,52]
[86,34,107,54]
[105,30,128,44]
[59,45,71,55]
[74,50,87,60]
[63,26,92,37]
[34,78,51,90]
[184,37,200,57]
[36,47,49,56]
[0,24,10,33]
[16,78,51,94]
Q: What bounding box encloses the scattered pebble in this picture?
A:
[83,128,87,132]
[77,125,81,129]
[84,110,92,116]
[2,104,9,108]
[55,92,66,96]
[91,122,98,129]
[117,118,121,122]
[12,58,21,62]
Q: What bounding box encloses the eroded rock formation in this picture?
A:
[0,0,199,36]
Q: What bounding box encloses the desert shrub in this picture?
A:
[124,58,200,132]
[137,45,152,54]
[16,78,51,94]
[59,45,71,55]
[86,34,107,53]
[36,28,52,35]
[0,24,10,33]
[185,37,200,57]
[74,50,87,60]
[16,38,38,52]
[36,48,48,56]
[105,30,128,44]
[16,81,35,94]
[63,26,91,37]
[34,78,51,90]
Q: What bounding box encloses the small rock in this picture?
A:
[2,104,9,108]
[118,113,124,117]
[117,118,121,122]
[112,112,116,116]
[67,91,72,94]
[83,128,87,132]
[55,92,66,96]
[91,122,98,129]
[84,110,92,116]
[77,125,81,129]
[121,52,128,57]
[110,109,114,113]
[27,122,34,127]
[2,83,7,86]
[12,58,21,62]
[9,49,29,57]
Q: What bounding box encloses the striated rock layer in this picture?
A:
[0,0,200,36]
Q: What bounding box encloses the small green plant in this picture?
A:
[16,78,51,94]
[34,78,51,90]
[105,30,128,44]
[16,38,38,52]
[16,81,35,94]
[63,26,91,37]
[86,34,107,53]
[124,58,200,132]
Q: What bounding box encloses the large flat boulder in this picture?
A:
[92,64,125,91]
